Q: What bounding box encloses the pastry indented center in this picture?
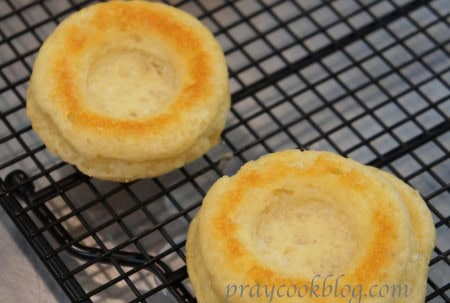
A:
[253,199,357,275]
[86,48,178,119]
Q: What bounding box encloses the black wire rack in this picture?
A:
[0,0,449,302]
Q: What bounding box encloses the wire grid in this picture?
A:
[0,0,449,302]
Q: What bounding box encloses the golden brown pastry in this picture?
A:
[186,150,435,303]
[27,1,230,182]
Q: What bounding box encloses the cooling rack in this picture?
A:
[0,0,449,302]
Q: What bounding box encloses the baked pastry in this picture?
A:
[27,1,230,182]
[186,150,435,303]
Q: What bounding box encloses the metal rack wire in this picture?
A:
[0,0,449,302]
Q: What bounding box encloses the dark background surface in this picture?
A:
[0,0,449,302]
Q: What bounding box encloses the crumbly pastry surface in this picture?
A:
[186,150,435,303]
[27,1,230,182]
